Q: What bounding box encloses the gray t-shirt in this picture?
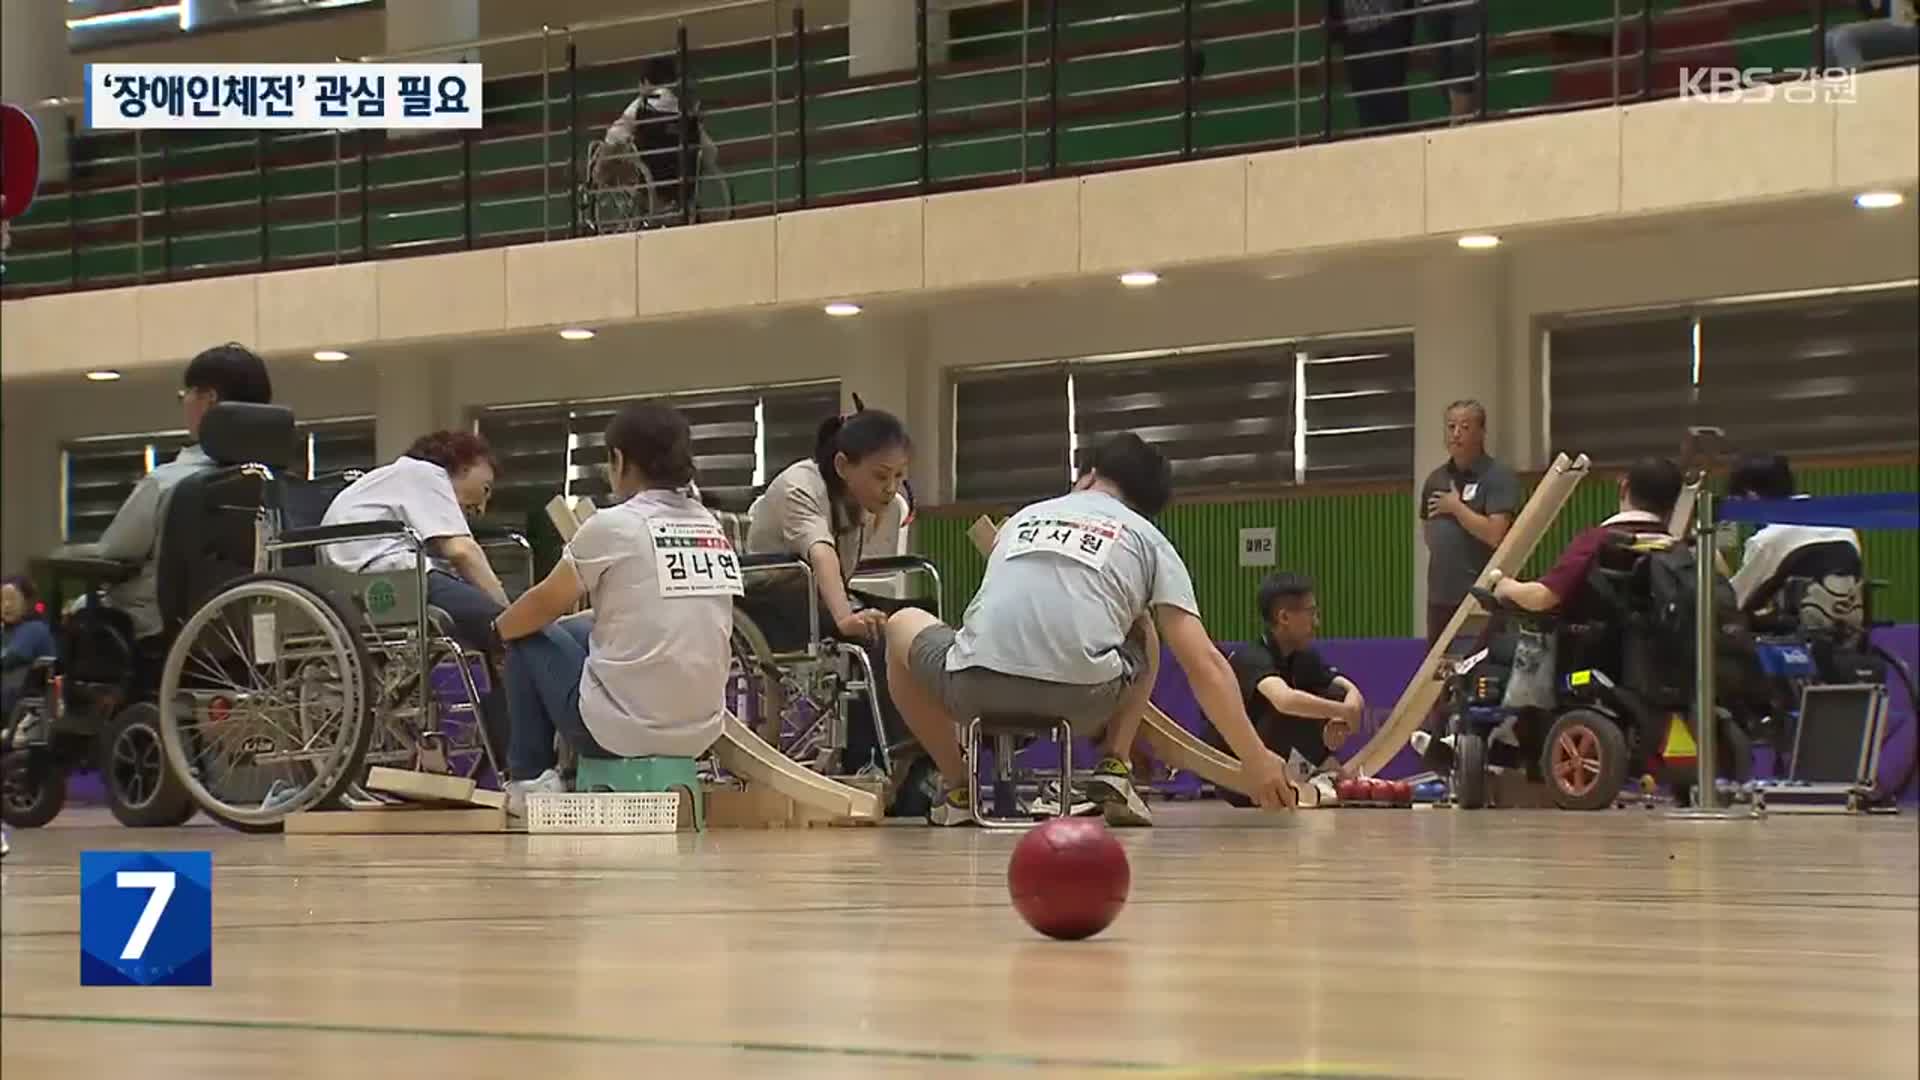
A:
[1421,453,1519,608]
[948,489,1199,686]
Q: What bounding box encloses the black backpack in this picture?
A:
[1634,534,1737,681]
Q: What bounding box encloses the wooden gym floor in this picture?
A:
[2,804,1915,1080]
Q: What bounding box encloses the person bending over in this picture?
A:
[320,430,512,758]
[1488,457,1683,616]
[1725,452,1864,629]
[1217,572,1365,805]
[744,405,916,776]
[489,404,736,809]
[885,433,1296,827]
[56,343,273,643]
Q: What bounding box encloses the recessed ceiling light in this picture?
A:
[1855,190,1904,210]
[84,370,122,382]
[823,302,862,317]
[312,349,349,362]
[558,327,596,341]
[1119,270,1160,287]
[1457,234,1501,250]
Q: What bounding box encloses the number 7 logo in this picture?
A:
[116,871,176,960]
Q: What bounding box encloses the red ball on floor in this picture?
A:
[1336,778,1362,802]
[1007,818,1131,941]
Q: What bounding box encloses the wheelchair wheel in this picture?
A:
[1454,734,1488,809]
[728,608,789,747]
[0,743,65,828]
[1543,709,1629,811]
[159,575,374,833]
[100,702,195,827]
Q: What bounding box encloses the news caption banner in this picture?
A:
[84,63,483,130]
[79,851,213,986]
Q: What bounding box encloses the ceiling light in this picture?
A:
[824,302,862,317]
[312,349,349,362]
[84,370,122,382]
[558,327,596,341]
[1119,270,1160,288]
[1855,190,1904,210]
[1457,234,1501,250]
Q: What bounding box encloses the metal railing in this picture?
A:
[2,0,1908,298]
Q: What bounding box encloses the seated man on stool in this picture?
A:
[55,343,273,651]
[1215,572,1364,806]
[884,432,1296,827]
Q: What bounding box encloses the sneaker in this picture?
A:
[928,785,974,827]
[1085,758,1153,827]
[1412,730,1457,771]
[1031,779,1097,817]
[259,779,303,813]
[504,768,567,817]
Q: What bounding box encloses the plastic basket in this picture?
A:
[522,791,681,833]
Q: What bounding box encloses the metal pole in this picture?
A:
[677,24,694,226]
[1048,0,1061,177]
[1292,0,1302,146]
[359,130,371,257]
[66,117,79,285]
[1181,0,1195,159]
[1812,0,1828,70]
[916,0,931,192]
[1693,486,1718,809]
[161,139,173,279]
[794,5,809,207]
[134,130,145,282]
[1474,0,1489,120]
[1321,10,1335,140]
[1019,0,1030,180]
[1611,0,1621,104]
[256,131,269,268]
[568,37,580,238]
[541,25,552,241]
[1639,0,1654,100]
[461,131,475,247]
[332,129,342,262]
[769,2,781,214]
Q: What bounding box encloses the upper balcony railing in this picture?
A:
[1,0,1910,299]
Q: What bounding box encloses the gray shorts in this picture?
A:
[906,623,1148,736]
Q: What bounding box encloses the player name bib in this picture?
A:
[649,518,745,598]
[1003,513,1126,570]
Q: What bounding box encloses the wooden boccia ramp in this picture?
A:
[967,452,1592,805]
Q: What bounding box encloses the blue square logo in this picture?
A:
[79,851,212,987]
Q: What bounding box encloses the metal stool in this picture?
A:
[966,713,1073,829]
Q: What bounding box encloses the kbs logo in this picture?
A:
[1678,67,1858,104]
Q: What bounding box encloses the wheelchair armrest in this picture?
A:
[852,555,938,576]
[472,525,530,547]
[31,554,140,587]
[739,553,808,573]
[274,522,414,548]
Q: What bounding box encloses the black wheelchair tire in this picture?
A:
[1455,734,1488,809]
[1543,709,1629,812]
[99,702,196,828]
[1,746,66,828]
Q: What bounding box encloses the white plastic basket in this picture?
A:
[522,791,681,833]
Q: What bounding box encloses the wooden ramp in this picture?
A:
[712,714,883,823]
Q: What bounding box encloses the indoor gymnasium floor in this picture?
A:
[2,804,1916,1080]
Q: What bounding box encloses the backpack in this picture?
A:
[1635,534,1738,682]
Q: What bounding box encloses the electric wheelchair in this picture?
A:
[2,404,532,833]
[1443,531,1752,811]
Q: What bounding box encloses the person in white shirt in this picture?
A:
[1827,0,1919,70]
[56,343,273,642]
[320,430,511,755]
[1726,453,1865,630]
[490,404,738,804]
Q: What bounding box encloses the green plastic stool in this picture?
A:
[574,756,705,831]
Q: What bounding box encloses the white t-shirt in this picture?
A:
[320,456,472,574]
[566,489,738,759]
[1732,522,1863,609]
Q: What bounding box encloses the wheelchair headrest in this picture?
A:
[200,403,297,469]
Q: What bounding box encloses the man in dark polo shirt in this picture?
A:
[1421,400,1518,642]
[1214,572,1365,805]
[1489,458,1682,616]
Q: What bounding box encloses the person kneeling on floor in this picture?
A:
[885,433,1296,827]
[1214,572,1364,806]
[490,404,737,813]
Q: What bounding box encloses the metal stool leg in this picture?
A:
[993,733,1020,819]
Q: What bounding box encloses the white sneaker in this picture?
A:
[504,768,567,816]
[1030,779,1097,817]
[1085,760,1153,827]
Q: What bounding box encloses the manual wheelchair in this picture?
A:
[1442,533,1751,811]
[579,123,733,235]
[1,404,532,833]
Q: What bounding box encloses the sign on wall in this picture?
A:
[1238,526,1276,568]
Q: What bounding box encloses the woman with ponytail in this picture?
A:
[744,397,916,777]
[490,404,739,809]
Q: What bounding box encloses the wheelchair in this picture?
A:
[704,503,942,797]
[1442,534,1751,811]
[580,119,733,235]
[3,403,533,834]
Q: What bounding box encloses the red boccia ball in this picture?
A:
[1393,780,1414,804]
[1007,818,1131,941]
[1335,778,1361,802]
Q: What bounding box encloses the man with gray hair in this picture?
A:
[1419,399,1516,642]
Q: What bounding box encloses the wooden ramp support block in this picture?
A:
[709,714,882,826]
[364,766,506,809]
